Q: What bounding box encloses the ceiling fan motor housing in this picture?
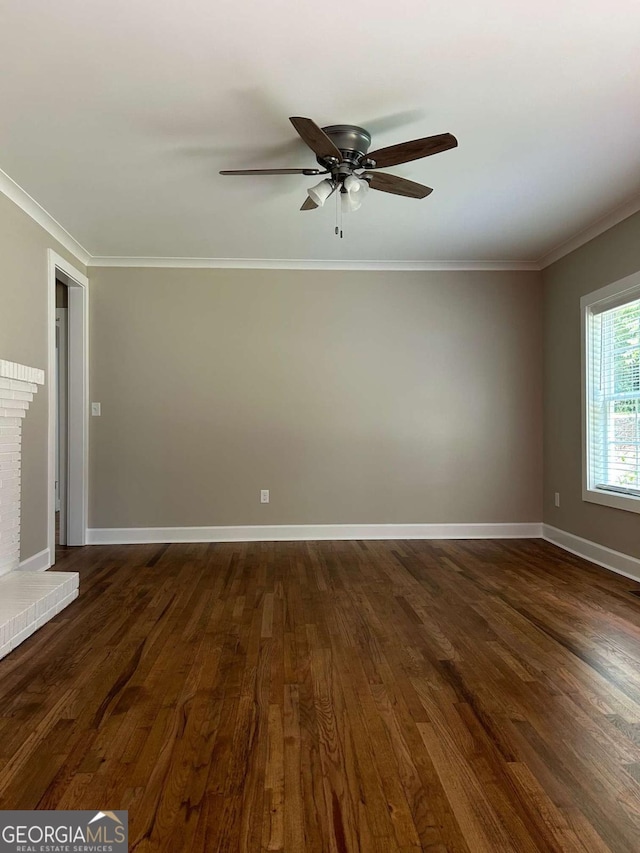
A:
[318,125,371,167]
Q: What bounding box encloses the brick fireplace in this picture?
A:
[0,359,78,661]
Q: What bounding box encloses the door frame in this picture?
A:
[47,250,89,557]
[56,305,68,543]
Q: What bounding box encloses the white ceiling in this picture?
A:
[1,0,639,264]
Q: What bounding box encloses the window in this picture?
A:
[582,271,640,513]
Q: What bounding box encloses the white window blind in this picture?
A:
[587,295,640,497]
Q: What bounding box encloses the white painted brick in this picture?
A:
[0,440,20,449]
[0,514,20,530]
[0,543,20,559]
[0,390,33,402]
[0,512,20,523]
[10,608,25,634]
[0,465,17,480]
[0,528,20,541]
[0,380,36,394]
[11,624,34,649]
[0,572,78,655]
[0,494,22,508]
[0,359,56,642]
[11,381,38,393]
[0,493,21,508]
[0,467,20,478]
[0,486,20,502]
[0,462,22,485]
[0,522,18,537]
[0,397,29,409]
[0,360,44,385]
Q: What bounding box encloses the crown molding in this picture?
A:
[3,163,638,274]
[0,168,91,267]
[538,192,640,269]
[88,256,541,271]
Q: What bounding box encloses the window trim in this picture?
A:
[581,269,640,513]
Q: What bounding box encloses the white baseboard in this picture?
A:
[87,522,542,545]
[542,524,640,584]
[18,548,51,572]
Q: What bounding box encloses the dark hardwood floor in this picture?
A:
[1,538,640,851]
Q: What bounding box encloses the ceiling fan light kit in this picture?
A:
[220,116,457,234]
[307,178,335,207]
[340,175,369,213]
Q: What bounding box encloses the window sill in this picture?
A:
[583,486,640,515]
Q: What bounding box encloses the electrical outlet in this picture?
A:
[554,492,560,507]
[91,402,101,416]
[260,489,270,504]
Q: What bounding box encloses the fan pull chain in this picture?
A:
[335,186,339,236]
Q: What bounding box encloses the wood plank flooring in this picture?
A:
[1,538,640,851]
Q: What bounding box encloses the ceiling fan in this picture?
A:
[220,117,458,219]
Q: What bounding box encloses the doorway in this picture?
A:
[48,251,89,561]
[55,280,68,545]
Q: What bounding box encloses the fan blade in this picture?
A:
[362,172,433,199]
[360,109,425,136]
[289,117,342,162]
[220,168,321,175]
[366,133,457,168]
[300,196,318,211]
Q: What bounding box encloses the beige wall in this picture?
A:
[89,267,542,529]
[7,172,640,553]
[543,211,640,555]
[0,191,86,559]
